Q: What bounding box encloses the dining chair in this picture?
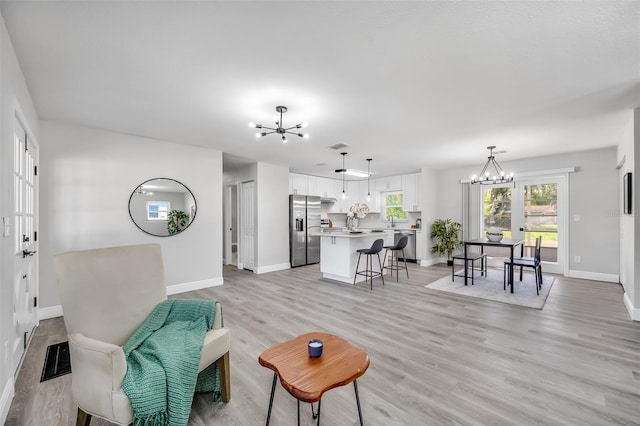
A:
[503,236,543,294]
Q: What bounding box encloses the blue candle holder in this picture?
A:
[308,339,323,357]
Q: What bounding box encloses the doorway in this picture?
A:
[240,180,255,271]
[12,114,38,376]
[480,176,566,274]
[224,183,239,266]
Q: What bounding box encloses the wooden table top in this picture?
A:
[258,332,370,403]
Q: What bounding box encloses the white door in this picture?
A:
[240,180,255,271]
[12,117,38,375]
[481,176,565,274]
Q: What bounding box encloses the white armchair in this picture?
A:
[53,243,230,425]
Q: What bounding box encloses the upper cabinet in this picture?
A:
[289,173,308,195]
[315,176,334,198]
[288,172,419,213]
[375,175,402,191]
[402,173,421,212]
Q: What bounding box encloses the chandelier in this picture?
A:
[249,106,309,143]
[470,146,514,185]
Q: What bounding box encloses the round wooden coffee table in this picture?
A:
[258,332,370,425]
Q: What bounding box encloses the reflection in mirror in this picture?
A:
[129,178,196,237]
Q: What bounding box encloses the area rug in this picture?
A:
[425,268,554,309]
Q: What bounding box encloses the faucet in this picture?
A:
[390,215,396,228]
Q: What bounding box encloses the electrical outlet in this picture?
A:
[573,214,581,222]
[574,256,581,263]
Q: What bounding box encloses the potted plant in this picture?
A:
[430,218,463,266]
[167,209,189,235]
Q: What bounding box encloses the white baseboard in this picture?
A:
[167,277,224,295]
[420,258,441,267]
[623,292,640,321]
[566,270,619,283]
[0,377,15,425]
[254,263,291,274]
[38,305,63,320]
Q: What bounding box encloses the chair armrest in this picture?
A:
[68,333,128,419]
[212,300,224,329]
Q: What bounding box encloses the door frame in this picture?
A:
[11,101,40,376]
[224,182,239,267]
[239,180,255,271]
[479,171,570,276]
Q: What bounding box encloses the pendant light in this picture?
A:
[366,159,372,202]
[340,152,347,199]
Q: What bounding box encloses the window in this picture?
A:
[382,191,407,221]
[147,201,170,221]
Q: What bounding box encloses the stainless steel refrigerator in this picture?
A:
[290,195,321,267]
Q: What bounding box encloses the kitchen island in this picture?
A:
[316,230,395,284]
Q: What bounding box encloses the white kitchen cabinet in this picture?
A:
[402,173,421,212]
[375,175,402,192]
[315,176,335,198]
[329,180,359,213]
[307,175,318,196]
[289,173,308,195]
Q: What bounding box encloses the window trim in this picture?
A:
[381,190,408,222]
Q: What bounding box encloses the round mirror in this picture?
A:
[128,178,197,237]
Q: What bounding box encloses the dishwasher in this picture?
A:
[395,230,416,262]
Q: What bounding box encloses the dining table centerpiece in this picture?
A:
[347,203,369,230]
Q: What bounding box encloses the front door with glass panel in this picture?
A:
[482,178,564,274]
[12,117,38,375]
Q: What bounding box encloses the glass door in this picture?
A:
[481,177,564,274]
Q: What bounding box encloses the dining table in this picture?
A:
[464,238,525,293]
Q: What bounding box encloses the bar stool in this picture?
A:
[383,236,409,282]
[451,252,487,285]
[354,238,385,290]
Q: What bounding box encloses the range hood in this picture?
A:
[320,197,337,204]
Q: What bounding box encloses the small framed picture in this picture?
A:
[623,172,632,214]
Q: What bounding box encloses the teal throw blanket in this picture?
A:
[122,299,222,426]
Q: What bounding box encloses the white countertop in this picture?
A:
[313,229,394,238]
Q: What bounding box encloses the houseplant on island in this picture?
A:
[430,218,463,266]
[347,203,369,230]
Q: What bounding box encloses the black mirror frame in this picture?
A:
[128,177,197,237]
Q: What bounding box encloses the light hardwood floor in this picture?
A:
[6,263,640,425]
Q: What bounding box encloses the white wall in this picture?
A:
[618,108,638,320]
[0,11,41,423]
[436,147,620,277]
[255,162,290,273]
[420,167,439,265]
[39,121,223,311]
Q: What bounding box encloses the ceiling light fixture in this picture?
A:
[135,186,153,195]
[470,146,514,185]
[366,159,372,202]
[249,105,309,143]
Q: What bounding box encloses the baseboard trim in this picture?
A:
[623,292,640,321]
[420,258,441,267]
[566,270,619,283]
[254,263,291,274]
[38,305,63,320]
[167,277,224,295]
[0,377,15,425]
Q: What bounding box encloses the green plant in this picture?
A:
[167,210,189,235]
[430,218,463,261]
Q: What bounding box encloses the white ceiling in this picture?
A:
[1,1,638,178]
